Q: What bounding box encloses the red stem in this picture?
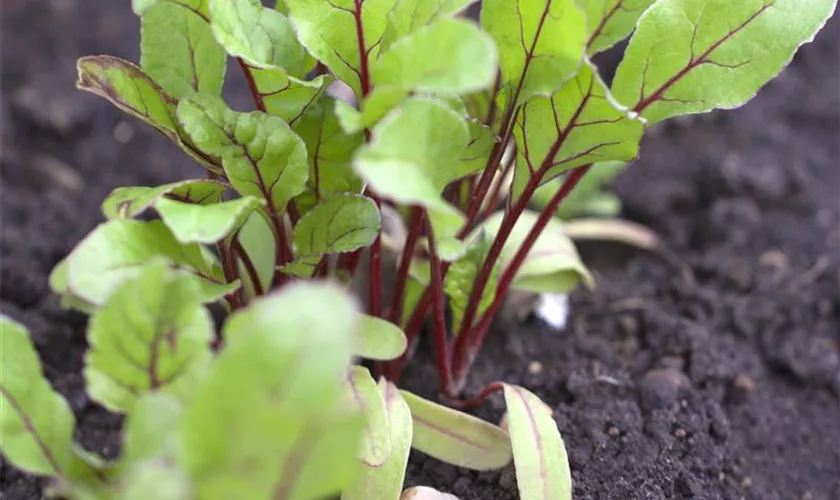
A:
[425,215,453,396]
[230,233,264,297]
[445,382,504,409]
[387,206,424,325]
[237,58,267,113]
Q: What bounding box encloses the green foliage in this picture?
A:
[13,0,834,498]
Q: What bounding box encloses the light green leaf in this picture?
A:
[478,210,592,294]
[293,98,365,214]
[285,0,392,96]
[400,390,512,470]
[342,380,412,500]
[354,97,469,252]
[532,161,626,220]
[48,259,98,314]
[235,211,276,297]
[612,0,837,124]
[252,68,330,123]
[75,56,220,173]
[85,261,213,413]
[372,18,498,95]
[293,194,381,255]
[154,196,263,244]
[64,219,235,306]
[0,315,97,481]
[503,384,571,500]
[120,393,183,469]
[179,283,363,499]
[382,0,474,48]
[482,0,587,104]
[344,366,391,467]
[177,94,309,215]
[101,180,225,220]
[133,0,208,18]
[120,461,192,500]
[140,2,226,99]
[511,60,643,200]
[355,315,408,361]
[584,0,656,54]
[444,234,499,334]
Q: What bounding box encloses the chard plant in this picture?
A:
[1,0,835,498]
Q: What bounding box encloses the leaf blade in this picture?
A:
[154,196,264,244]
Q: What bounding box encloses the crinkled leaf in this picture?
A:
[235,211,276,297]
[354,315,408,361]
[478,210,592,294]
[251,68,330,123]
[133,0,208,18]
[140,2,226,98]
[344,366,391,467]
[64,219,235,306]
[532,161,626,220]
[400,390,512,470]
[285,0,392,96]
[343,380,412,500]
[177,94,308,214]
[293,194,381,255]
[612,0,837,124]
[584,0,656,54]
[372,18,498,95]
[354,97,469,254]
[382,0,474,48]
[75,56,219,173]
[482,0,587,105]
[154,196,263,244]
[102,180,225,219]
[444,234,499,334]
[503,384,571,500]
[179,283,363,499]
[0,316,98,481]
[511,60,643,200]
[85,261,213,413]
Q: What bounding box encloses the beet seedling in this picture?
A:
[1,0,835,499]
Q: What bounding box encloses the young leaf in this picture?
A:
[344,366,391,467]
[372,18,498,95]
[612,0,838,124]
[177,94,309,215]
[444,234,500,334]
[0,316,96,481]
[101,180,225,219]
[251,68,330,124]
[179,283,363,499]
[511,59,643,200]
[400,390,512,470]
[293,194,381,255]
[481,0,587,105]
[354,315,408,361]
[285,0,392,96]
[382,0,474,48]
[354,97,469,253]
[583,0,656,55]
[343,381,413,500]
[140,2,226,99]
[531,161,626,220]
[76,56,219,173]
[503,384,571,500]
[85,261,214,413]
[154,196,263,244]
[64,219,235,306]
[478,210,593,294]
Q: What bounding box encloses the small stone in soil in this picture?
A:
[639,368,690,411]
[528,360,543,375]
[674,428,687,439]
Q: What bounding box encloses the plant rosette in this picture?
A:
[1,0,835,498]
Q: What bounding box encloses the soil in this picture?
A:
[2,2,838,500]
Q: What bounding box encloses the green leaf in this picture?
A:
[154,196,263,244]
[0,315,97,481]
[179,283,363,499]
[293,194,381,255]
[252,68,330,123]
[140,2,226,99]
[482,0,587,105]
[344,366,391,467]
[177,94,309,214]
[372,18,498,95]
[120,393,183,469]
[612,0,837,124]
[75,56,219,173]
[354,97,469,253]
[293,98,365,214]
[64,219,235,306]
[531,161,625,220]
[48,259,98,315]
[235,211,276,297]
[382,0,474,48]
[285,0,392,96]
[355,315,408,361]
[511,60,643,200]
[85,261,213,413]
[133,0,209,18]
[102,180,225,219]
[503,384,571,500]
[583,0,656,54]
[478,210,592,294]
[342,380,412,500]
[119,461,192,500]
[400,390,512,470]
[444,234,499,334]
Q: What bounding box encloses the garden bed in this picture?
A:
[1,2,838,499]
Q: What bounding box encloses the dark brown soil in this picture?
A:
[2,2,838,500]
